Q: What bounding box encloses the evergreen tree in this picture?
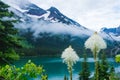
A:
[98,53,109,80]
[0,1,22,63]
[79,53,90,80]
[109,66,116,80]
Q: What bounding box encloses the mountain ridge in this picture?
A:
[101,26,120,36]
[1,0,120,56]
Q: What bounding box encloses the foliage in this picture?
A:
[115,54,120,63]
[0,60,47,80]
[0,1,23,62]
[79,53,90,80]
[98,53,109,80]
[109,66,118,80]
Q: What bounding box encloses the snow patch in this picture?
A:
[27,11,50,20]
[99,31,120,41]
[43,11,51,20]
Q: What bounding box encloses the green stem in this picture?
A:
[95,60,99,80]
[68,62,72,80]
[70,66,72,80]
[93,46,99,80]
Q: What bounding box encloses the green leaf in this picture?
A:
[115,54,120,63]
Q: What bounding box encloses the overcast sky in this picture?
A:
[28,0,120,31]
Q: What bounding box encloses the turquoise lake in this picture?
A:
[13,57,120,80]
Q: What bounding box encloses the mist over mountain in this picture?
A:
[2,0,120,56]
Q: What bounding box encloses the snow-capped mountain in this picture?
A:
[1,0,120,56]
[100,26,120,42]
[3,0,82,27]
[2,0,120,41]
[1,0,93,55]
[2,0,92,37]
[25,4,47,16]
[101,26,120,36]
[47,7,81,26]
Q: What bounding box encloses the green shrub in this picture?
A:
[0,60,47,80]
[115,54,120,63]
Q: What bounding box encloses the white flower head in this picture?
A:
[85,32,107,53]
[61,45,79,67]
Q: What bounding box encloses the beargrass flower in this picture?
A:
[85,32,107,60]
[61,45,79,80]
[61,45,79,67]
[84,32,107,80]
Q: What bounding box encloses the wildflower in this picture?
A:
[85,32,107,60]
[61,45,79,67]
[61,45,79,80]
[84,32,107,80]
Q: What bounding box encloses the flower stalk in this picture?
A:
[85,32,107,80]
[61,46,79,80]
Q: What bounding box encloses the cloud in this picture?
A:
[29,0,120,31]
[2,0,30,7]
[16,20,93,37]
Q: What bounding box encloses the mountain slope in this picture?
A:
[2,0,93,56]
[47,7,81,26]
[1,0,120,56]
[100,26,120,56]
[101,26,120,36]
[100,26,120,41]
[3,0,92,37]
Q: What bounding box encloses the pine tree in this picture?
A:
[98,53,109,80]
[0,1,22,63]
[79,53,90,80]
[109,66,116,80]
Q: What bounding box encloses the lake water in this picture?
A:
[13,57,120,80]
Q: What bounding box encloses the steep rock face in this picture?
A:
[47,7,81,26]
[25,4,47,16]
